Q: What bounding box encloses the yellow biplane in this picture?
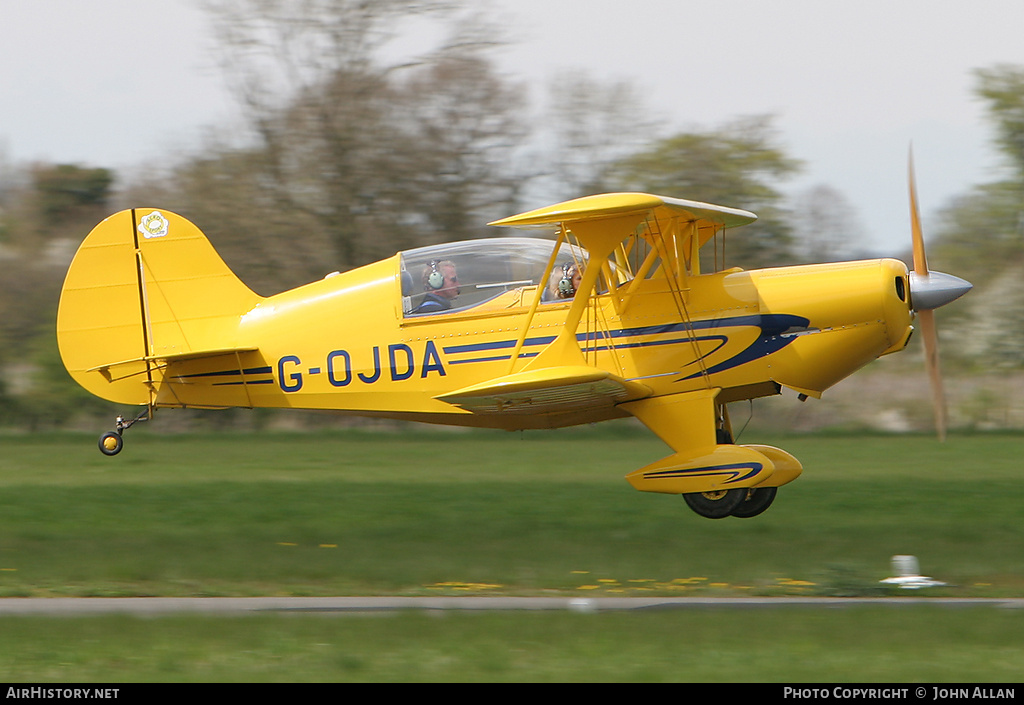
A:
[56,170,971,519]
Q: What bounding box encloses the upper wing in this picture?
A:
[488,192,756,248]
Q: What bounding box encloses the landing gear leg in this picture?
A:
[97,408,151,456]
[680,408,747,518]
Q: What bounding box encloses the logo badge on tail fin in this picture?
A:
[138,210,169,239]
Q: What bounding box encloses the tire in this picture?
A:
[731,487,777,518]
[98,431,123,456]
[682,488,747,519]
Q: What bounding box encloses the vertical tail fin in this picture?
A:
[57,209,263,405]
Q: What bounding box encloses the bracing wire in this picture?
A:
[645,214,713,388]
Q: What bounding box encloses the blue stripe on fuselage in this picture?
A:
[674,314,809,380]
[439,314,809,379]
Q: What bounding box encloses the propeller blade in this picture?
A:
[916,308,947,442]
[908,148,929,276]
[908,149,951,441]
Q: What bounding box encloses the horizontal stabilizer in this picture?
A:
[89,347,260,383]
[435,366,651,415]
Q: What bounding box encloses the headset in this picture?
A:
[557,263,578,297]
[426,260,445,290]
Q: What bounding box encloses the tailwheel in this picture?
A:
[731,487,777,518]
[96,409,150,456]
[683,488,747,519]
[98,431,123,456]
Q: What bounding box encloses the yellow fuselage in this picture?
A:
[157,255,913,428]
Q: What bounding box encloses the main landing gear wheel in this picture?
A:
[683,488,747,519]
[98,431,123,456]
[731,487,777,518]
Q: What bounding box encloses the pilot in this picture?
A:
[548,262,583,300]
[412,259,460,314]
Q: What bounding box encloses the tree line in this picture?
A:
[0,0,1020,429]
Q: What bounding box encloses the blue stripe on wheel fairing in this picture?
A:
[642,462,765,485]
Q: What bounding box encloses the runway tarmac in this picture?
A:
[1,596,1023,616]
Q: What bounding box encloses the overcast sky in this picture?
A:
[3,0,1024,255]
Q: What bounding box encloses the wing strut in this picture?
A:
[507,225,566,374]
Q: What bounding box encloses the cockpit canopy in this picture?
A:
[399,237,589,316]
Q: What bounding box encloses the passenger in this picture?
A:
[412,259,460,314]
[548,262,583,300]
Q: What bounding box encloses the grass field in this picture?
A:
[2,608,1023,682]
[0,425,1022,681]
